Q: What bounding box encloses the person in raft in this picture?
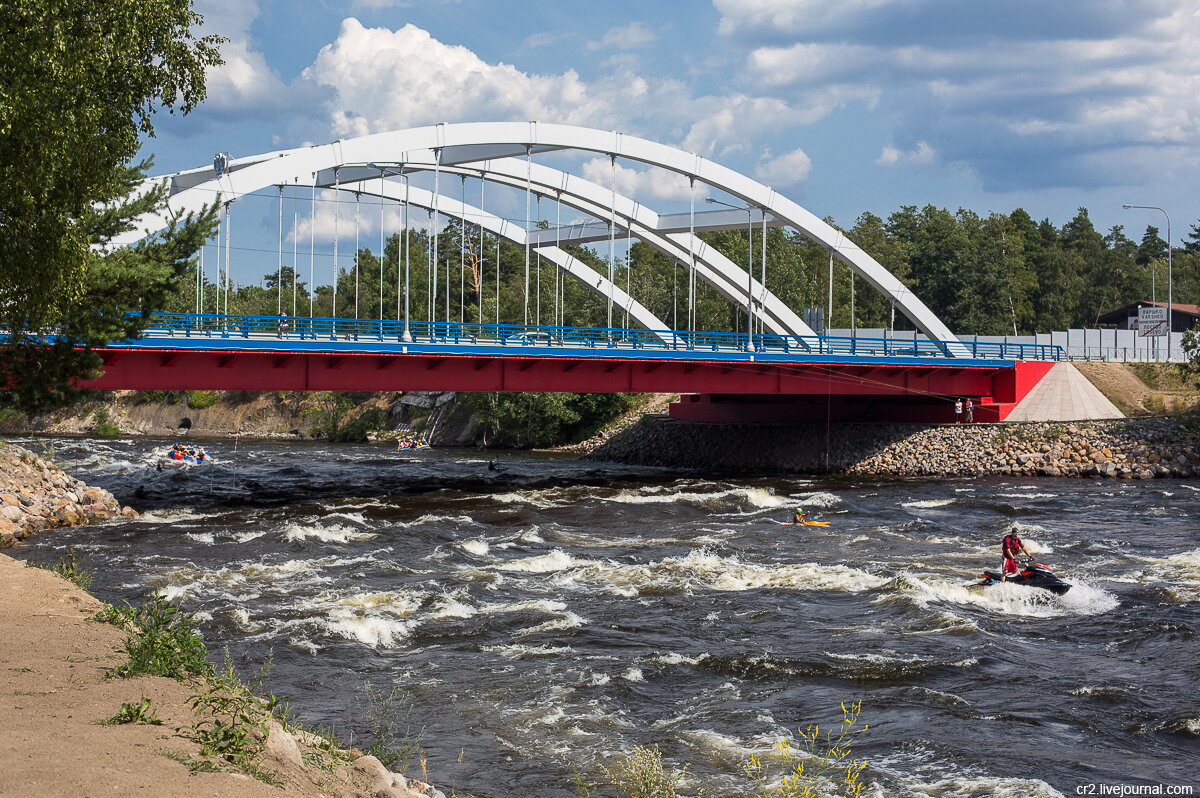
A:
[1001,526,1031,582]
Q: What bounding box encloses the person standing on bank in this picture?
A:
[965,398,974,423]
[954,398,963,423]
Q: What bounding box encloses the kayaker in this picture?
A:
[793,508,807,525]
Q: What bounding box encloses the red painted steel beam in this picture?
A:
[80,348,1010,397]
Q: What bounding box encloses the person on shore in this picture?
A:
[966,399,974,423]
[954,398,963,423]
[1001,526,1031,582]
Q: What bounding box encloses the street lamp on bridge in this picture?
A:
[1122,203,1172,361]
[706,196,756,352]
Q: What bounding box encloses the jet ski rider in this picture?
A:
[1001,526,1031,582]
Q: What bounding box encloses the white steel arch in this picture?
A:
[340,180,674,340]
[412,159,814,337]
[117,121,963,351]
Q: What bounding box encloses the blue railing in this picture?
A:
[130,312,1065,362]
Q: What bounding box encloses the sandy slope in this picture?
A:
[0,553,424,798]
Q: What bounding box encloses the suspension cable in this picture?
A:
[608,154,616,329]
[277,185,283,316]
[555,190,561,327]
[628,213,638,328]
[309,177,316,321]
[223,201,231,316]
[461,175,466,325]
[536,194,542,326]
[402,168,412,342]
[760,210,767,337]
[333,167,340,324]
[379,169,385,331]
[688,176,695,332]
[354,190,360,322]
[524,144,532,326]
[292,185,298,319]
[433,147,440,326]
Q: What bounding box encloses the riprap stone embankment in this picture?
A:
[584,416,1199,478]
[0,442,137,547]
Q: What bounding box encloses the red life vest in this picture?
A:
[1003,534,1023,559]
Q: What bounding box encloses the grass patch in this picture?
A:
[186,390,218,409]
[47,548,94,592]
[98,696,163,726]
[356,682,425,772]
[165,750,284,788]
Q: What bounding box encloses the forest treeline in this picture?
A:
[165,204,1200,337]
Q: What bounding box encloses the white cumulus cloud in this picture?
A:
[754,147,813,185]
[875,141,935,167]
[587,22,658,51]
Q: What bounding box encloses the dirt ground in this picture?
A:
[1074,362,1199,414]
[0,553,423,798]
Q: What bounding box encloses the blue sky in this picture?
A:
[150,0,1200,286]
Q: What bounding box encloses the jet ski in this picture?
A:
[977,559,1071,595]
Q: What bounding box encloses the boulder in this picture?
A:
[262,719,302,767]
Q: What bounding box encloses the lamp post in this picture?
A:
[706,197,755,351]
[1123,204,1172,360]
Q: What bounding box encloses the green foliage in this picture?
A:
[137,390,182,405]
[0,0,223,413]
[743,701,869,798]
[1182,325,1200,387]
[186,390,218,409]
[48,548,93,592]
[188,681,268,763]
[0,407,29,433]
[466,391,636,447]
[100,696,162,726]
[90,407,121,437]
[356,682,425,772]
[98,595,214,681]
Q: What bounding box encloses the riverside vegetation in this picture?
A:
[21,549,438,797]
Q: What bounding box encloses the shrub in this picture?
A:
[97,595,214,681]
[0,407,29,433]
[744,701,869,798]
[49,548,93,592]
[604,745,685,798]
[356,682,425,772]
[91,406,121,437]
[186,390,218,409]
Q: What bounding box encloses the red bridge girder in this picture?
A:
[83,347,1028,399]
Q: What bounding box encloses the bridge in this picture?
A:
[84,312,1059,423]
[95,122,1065,423]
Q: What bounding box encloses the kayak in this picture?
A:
[775,520,830,526]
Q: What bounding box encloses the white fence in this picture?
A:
[827,328,1188,362]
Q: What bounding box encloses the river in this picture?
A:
[11,436,1200,797]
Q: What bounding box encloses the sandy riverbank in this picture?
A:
[0,441,440,797]
[0,551,442,797]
